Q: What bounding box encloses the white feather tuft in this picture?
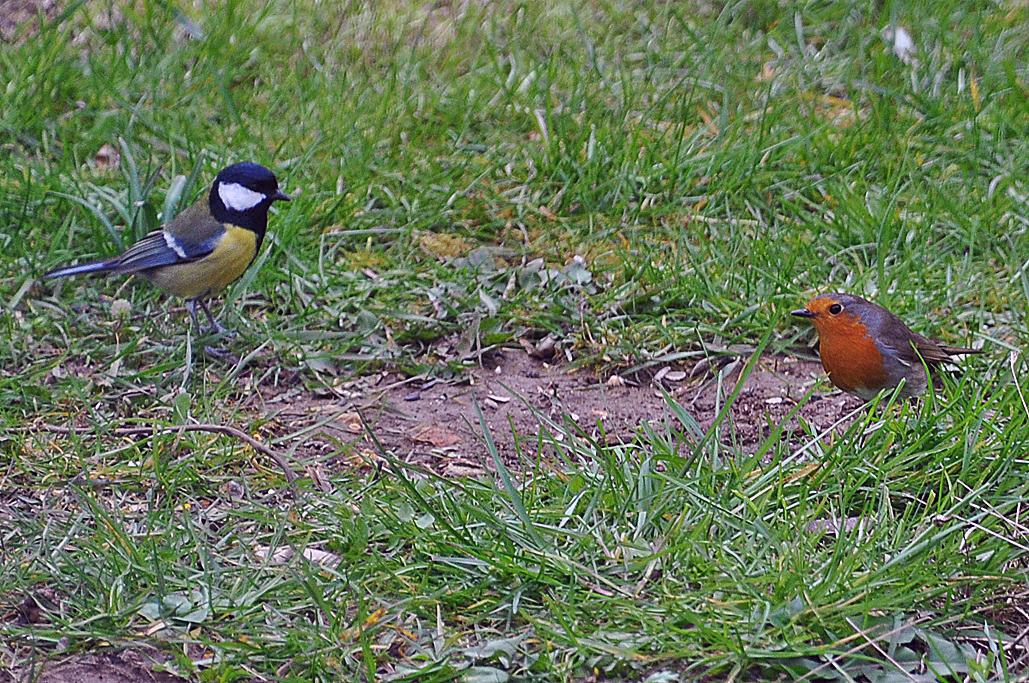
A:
[163,230,189,258]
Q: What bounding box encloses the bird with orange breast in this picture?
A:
[791,293,980,400]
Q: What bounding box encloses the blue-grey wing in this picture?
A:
[112,204,225,273]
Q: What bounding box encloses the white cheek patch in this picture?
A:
[218,182,265,211]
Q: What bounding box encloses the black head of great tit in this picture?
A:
[43,161,291,335]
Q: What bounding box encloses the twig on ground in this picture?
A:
[23,421,299,487]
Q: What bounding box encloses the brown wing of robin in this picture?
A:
[912,333,980,363]
[911,333,980,390]
[878,314,923,366]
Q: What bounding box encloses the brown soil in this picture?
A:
[266,349,863,476]
[0,0,58,41]
[3,649,188,683]
[5,351,864,682]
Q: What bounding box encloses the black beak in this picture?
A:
[273,189,292,202]
[791,309,815,319]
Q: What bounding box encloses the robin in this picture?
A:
[791,293,980,400]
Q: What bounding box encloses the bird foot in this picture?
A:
[202,322,237,339]
[203,345,241,364]
[187,299,236,339]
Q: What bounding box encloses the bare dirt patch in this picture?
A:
[4,649,187,683]
[0,0,58,41]
[265,349,863,476]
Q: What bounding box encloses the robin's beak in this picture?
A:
[273,189,292,202]
[791,308,816,319]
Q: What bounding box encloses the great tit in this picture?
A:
[43,162,290,334]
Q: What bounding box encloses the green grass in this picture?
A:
[2,0,1028,680]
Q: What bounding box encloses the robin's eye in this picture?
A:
[828,303,843,315]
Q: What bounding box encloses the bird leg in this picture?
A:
[199,298,234,337]
[186,298,236,338]
[186,299,202,329]
[185,299,240,362]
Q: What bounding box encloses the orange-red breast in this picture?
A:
[791,293,980,400]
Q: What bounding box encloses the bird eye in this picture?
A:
[828,303,843,315]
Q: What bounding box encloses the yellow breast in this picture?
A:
[145,225,258,299]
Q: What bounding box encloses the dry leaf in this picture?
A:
[254,545,341,567]
[15,593,48,625]
[306,463,332,493]
[520,335,557,359]
[255,546,294,564]
[93,143,120,172]
[142,620,167,636]
[410,423,461,448]
[445,463,486,477]
[334,411,363,434]
[299,548,341,567]
[418,230,471,258]
[785,462,821,484]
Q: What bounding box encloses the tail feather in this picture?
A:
[913,333,982,362]
[42,259,116,280]
[939,344,981,356]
